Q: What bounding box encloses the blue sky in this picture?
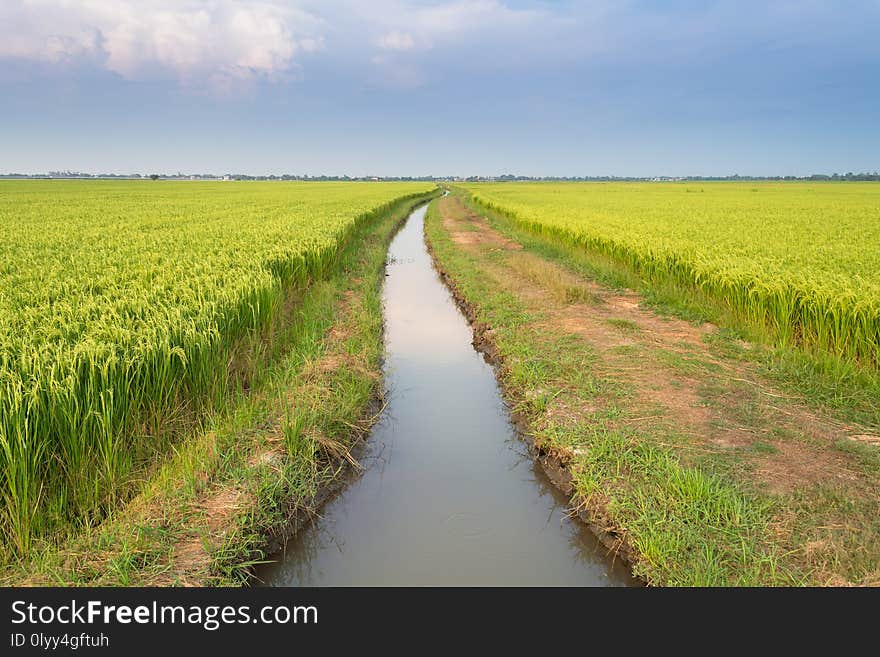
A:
[1,1,878,176]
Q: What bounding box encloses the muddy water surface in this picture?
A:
[256,204,634,586]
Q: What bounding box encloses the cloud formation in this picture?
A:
[1,1,878,93]
[0,1,323,88]
[0,1,560,87]
[376,31,416,52]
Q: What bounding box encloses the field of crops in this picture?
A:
[0,180,434,556]
[463,182,880,369]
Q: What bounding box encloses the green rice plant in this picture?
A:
[463,182,880,371]
[0,180,435,556]
[0,414,44,557]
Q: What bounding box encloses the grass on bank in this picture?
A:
[4,190,438,585]
[459,190,880,430]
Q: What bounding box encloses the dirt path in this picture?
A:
[434,193,880,585]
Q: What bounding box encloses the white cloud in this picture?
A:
[353,0,563,87]
[0,0,323,88]
[0,0,581,92]
[361,0,553,52]
[376,31,416,51]
[3,1,875,94]
[410,0,537,36]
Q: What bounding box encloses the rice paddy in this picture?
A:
[463,182,880,369]
[0,180,434,558]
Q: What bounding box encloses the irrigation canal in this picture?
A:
[256,203,634,586]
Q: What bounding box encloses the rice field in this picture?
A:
[0,180,434,556]
[463,182,880,369]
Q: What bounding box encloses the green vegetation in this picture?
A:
[10,190,433,585]
[462,182,880,429]
[462,182,880,371]
[5,176,878,587]
[0,180,435,563]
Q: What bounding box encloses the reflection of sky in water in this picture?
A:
[384,247,472,362]
[256,205,635,587]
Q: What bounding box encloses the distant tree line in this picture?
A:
[0,172,442,181]
[1,171,878,182]
[488,172,880,182]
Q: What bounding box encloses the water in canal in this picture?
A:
[256,203,633,586]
